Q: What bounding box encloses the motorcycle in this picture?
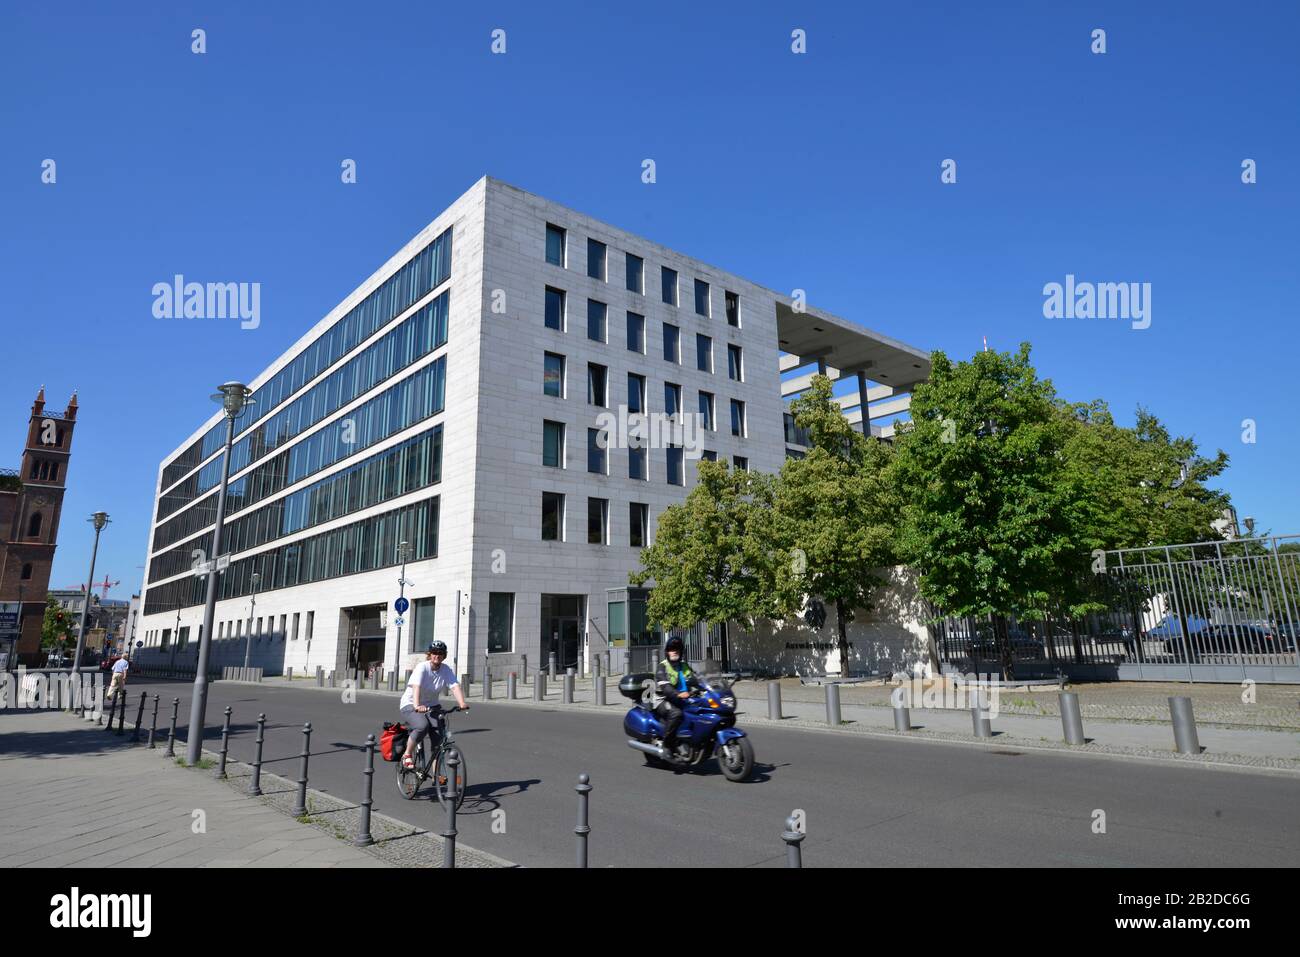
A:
[620,673,755,782]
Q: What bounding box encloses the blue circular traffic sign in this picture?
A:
[394,597,409,615]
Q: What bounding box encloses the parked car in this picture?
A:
[969,625,1045,660]
[1145,615,1210,640]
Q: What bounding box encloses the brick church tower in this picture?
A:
[0,387,78,666]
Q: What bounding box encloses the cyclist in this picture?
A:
[653,636,706,753]
[398,641,467,769]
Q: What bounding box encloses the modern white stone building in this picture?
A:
[135,176,930,680]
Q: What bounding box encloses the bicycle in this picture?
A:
[396,704,468,808]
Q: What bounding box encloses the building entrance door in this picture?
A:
[541,594,585,672]
[340,604,386,678]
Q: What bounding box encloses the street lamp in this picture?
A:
[243,569,261,670]
[67,512,109,706]
[186,382,254,764]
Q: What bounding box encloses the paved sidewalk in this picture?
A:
[0,708,390,868]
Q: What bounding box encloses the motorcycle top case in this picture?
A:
[623,706,661,743]
[618,673,654,701]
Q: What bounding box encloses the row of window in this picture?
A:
[546,224,741,326]
[541,495,651,546]
[543,287,744,379]
[148,425,444,584]
[161,227,452,491]
[158,292,450,525]
[143,609,316,651]
[542,419,748,483]
[28,459,61,482]
[152,355,447,553]
[143,497,439,616]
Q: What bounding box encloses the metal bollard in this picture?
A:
[316,666,323,687]
[1169,696,1200,755]
[563,673,574,704]
[1059,692,1086,745]
[483,669,493,700]
[148,694,160,748]
[356,733,376,847]
[217,706,232,779]
[250,713,266,796]
[132,691,147,741]
[441,752,459,868]
[825,683,841,726]
[893,703,912,732]
[768,682,783,721]
[782,815,805,868]
[593,655,601,679]
[116,688,127,735]
[574,773,592,868]
[371,670,379,691]
[507,672,517,699]
[534,672,546,701]
[292,722,312,817]
[520,655,528,684]
[971,688,992,738]
[388,671,397,692]
[165,698,179,757]
[459,674,471,698]
[329,670,336,688]
[287,666,293,682]
[549,653,557,679]
[594,675,606,706]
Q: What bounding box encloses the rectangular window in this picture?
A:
[412,597,434,653]
[694,279,710,317]
[629,440,647,480]
[305,610,314,645]
[546,223,566,266]
[731,399,746,437]
[161,628,170,650]
[587,428,607,475]
[702,449,717,462]
[587,299,607,343]
[661,266,677,305]
[292,613,300,641]
[699,391,715,430]
[733,455,749,471]
[545,286,565,331]
[728,344,743,381]
[626,312,645,353]
[629,502,648,548]
[543,420,565,468]
[697,334,713,373]
[587,238,606,281]
[488,593,514,653]
[625,253,644,293]
[587,362,607,407]
[666,446,684,486]
[588,497,608,544]
[255,617,263,640]
[279,614,287,641]
[544,352,565,398]
[663,323,679,363]
[664,382,681,417]
[725,290,740,327]
[542,492,565,541]
[627,373,645,414]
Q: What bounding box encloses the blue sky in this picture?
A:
[2,1,1297,598]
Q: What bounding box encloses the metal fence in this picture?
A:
[933,535,1300,683]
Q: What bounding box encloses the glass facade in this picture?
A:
[488,593,514,653]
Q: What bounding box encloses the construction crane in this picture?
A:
[68,576,120,600]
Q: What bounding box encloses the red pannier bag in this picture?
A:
[380,722,409,762]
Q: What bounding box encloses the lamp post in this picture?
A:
[243,570,261,670]
[186,382,254,765]
[67,512,109,701]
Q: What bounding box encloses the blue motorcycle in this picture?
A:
[619,673,755,782]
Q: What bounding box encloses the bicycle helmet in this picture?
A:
[427,640,448,656]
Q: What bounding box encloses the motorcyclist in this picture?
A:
[653,636,707,754]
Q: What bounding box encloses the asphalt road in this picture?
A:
[117,677,1300,868]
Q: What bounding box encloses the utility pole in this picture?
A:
[67,512,109,703]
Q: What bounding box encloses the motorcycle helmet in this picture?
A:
[664,636,685,659]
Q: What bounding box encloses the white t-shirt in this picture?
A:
[400,660,457,709]
[112,658,129,675]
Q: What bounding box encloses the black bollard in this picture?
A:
[216,706,232,779]
[291,722,312,817]
[132,691,147,742]
[441,752,459,868]
[356,733,376,847]
[148,694,160,748]
[103,688,117,733]
[782,815,806,868]
[165,698,179,757]
[575,773,592,868]
[116,688,127,735]
[249,713,266,796]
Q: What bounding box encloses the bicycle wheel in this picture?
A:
[396,740,424,800]
[432,744,467,810]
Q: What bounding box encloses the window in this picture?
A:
[725,290,740,327]
[629,502,648,548]
[728,344,743,381]
[698,391,715,430]
[661,266,677,305]
[544,352,565,397]
[305,610,313,645]
[666,446,684,486]
[730,399,747,437]
[218,621,225,640]
[161,629,171,650]
[587,362,607,407]
[664,382,681,417]
[50,463,59,481]
[543,420,565,468]
[588,498,609,544]
[697,334,713,373]
[733,455,749,471]
[694,279,710,316]
[588,428,607,475]
[256,617,263,640]
[412,597,434,653]
[546,223,566,266]
[545,286,565,330]
[702,450,717,462]
[27,513,41,538]
[626,312,645,353]
[587,299,607,342]
[627,373,646,414]
[542,492,565,541]
[629,440,647,480]
[236,620,243,640]
[587,238,606,280]
[488,593,514,653]
[20,562,32,580]
[291,613,300,641]
[279,614,287,641]
[626,253,644,293]
[662,323,679,363]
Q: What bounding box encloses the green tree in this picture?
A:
[41,596,75,651]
